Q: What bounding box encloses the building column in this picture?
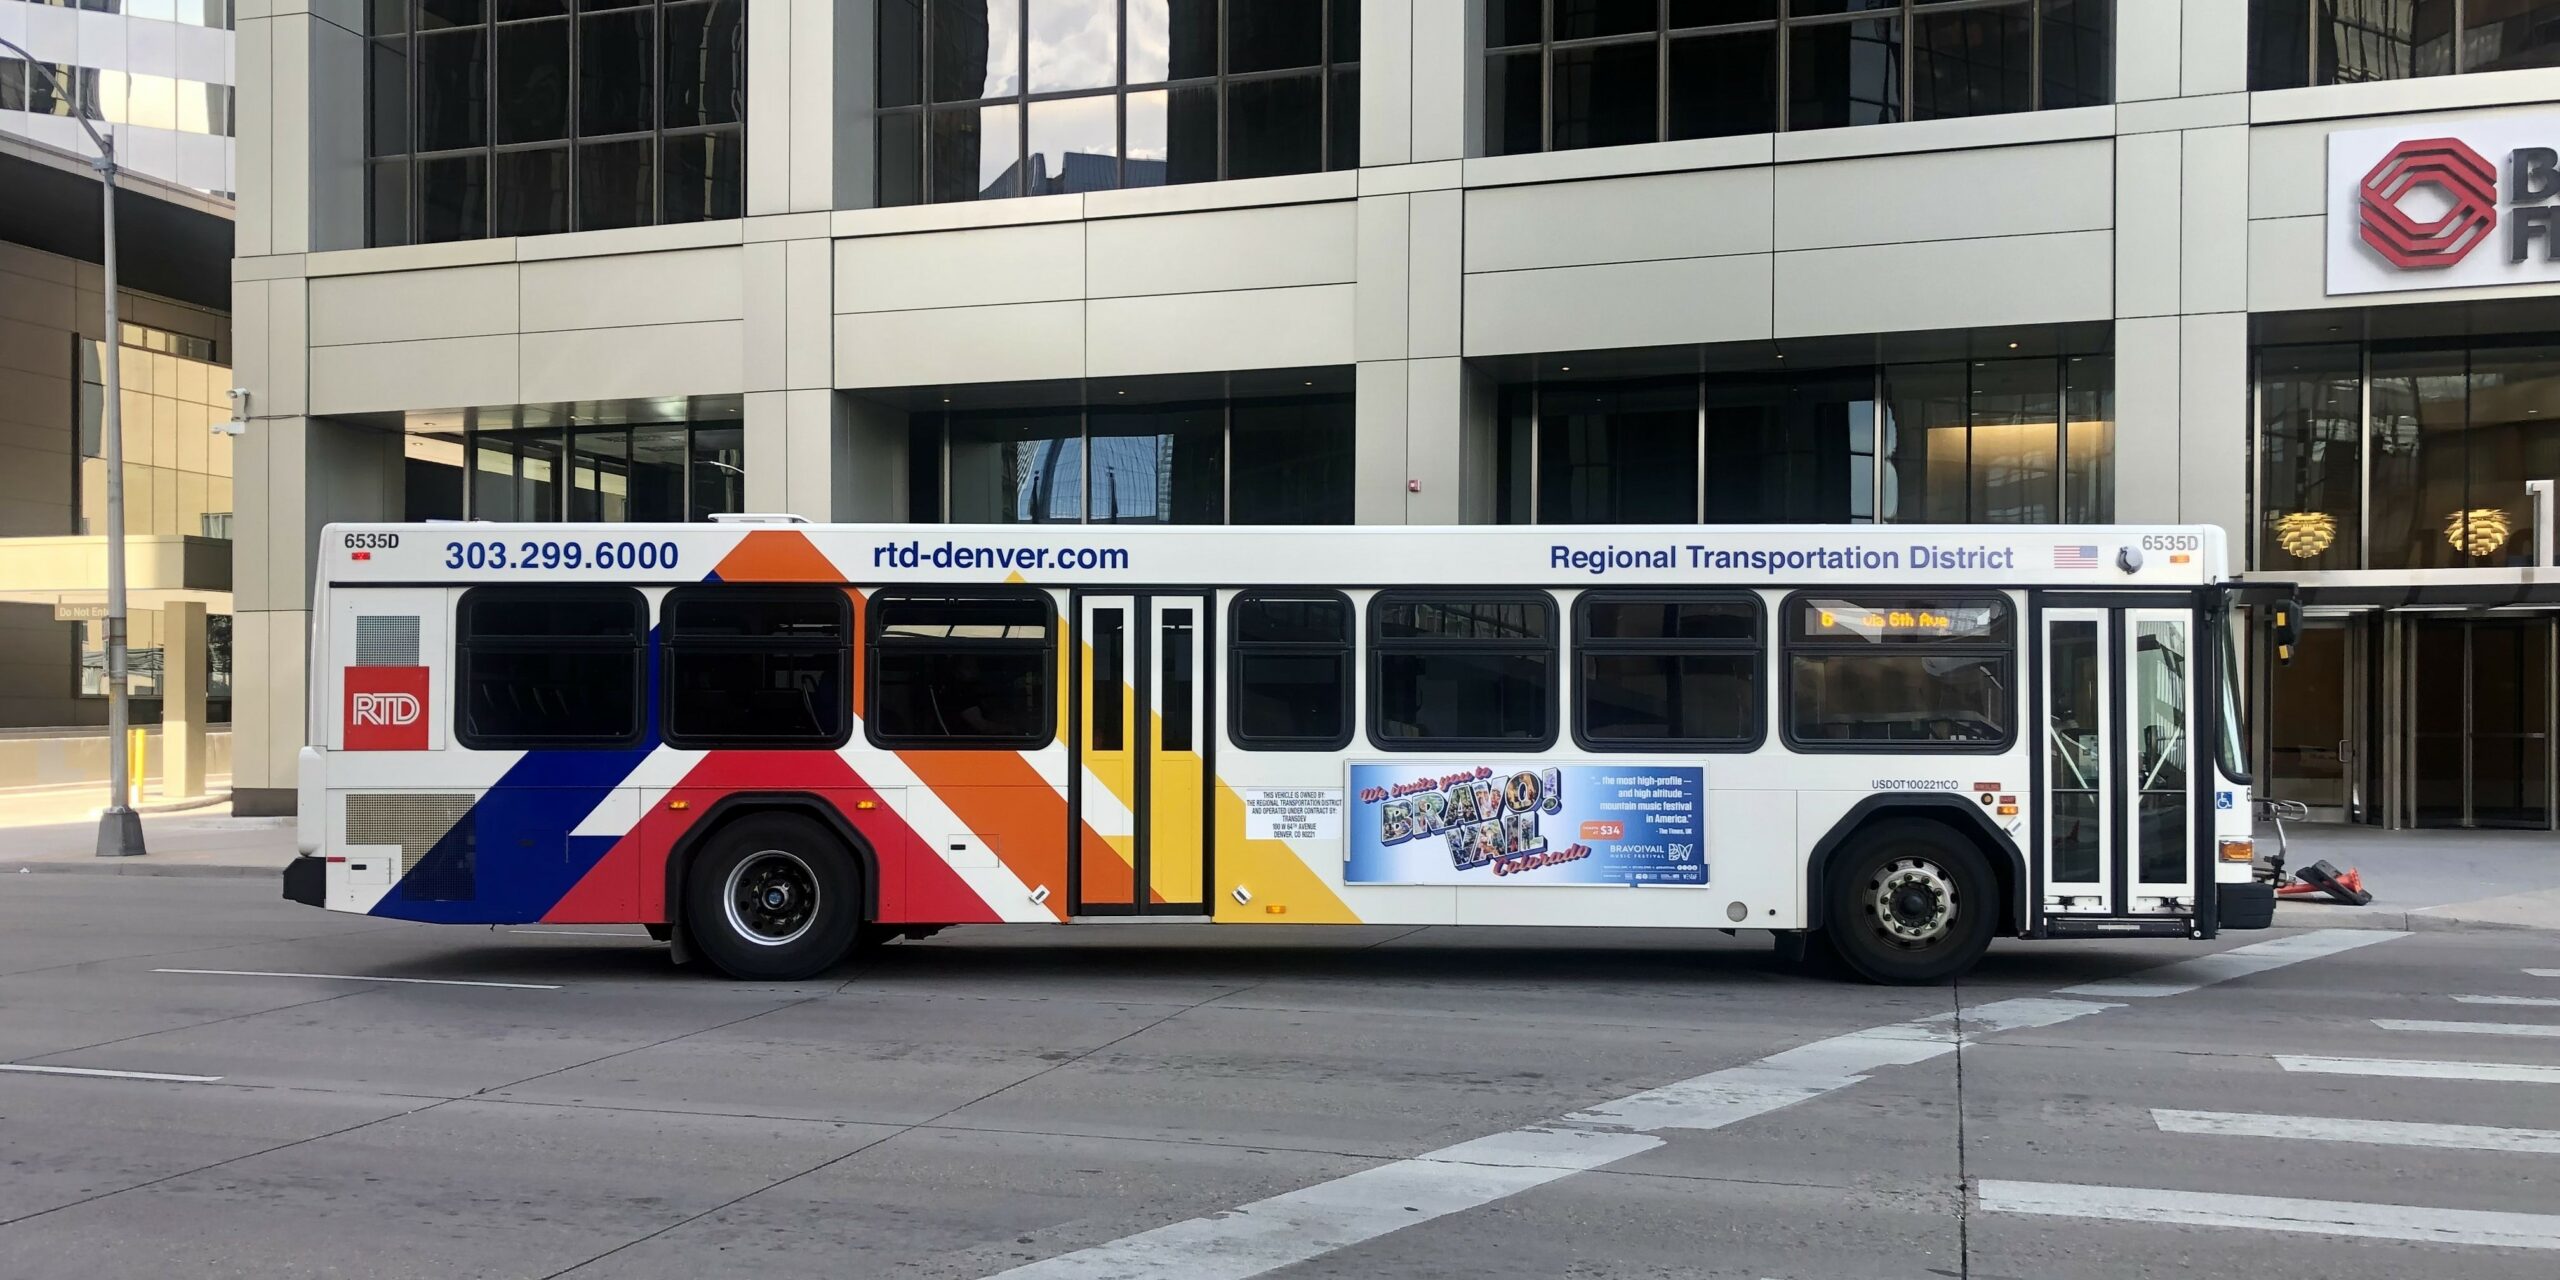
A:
[163,599,207,799]
[746,0,841,216]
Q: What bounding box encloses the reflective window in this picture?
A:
[400,407,747,523]
[2256,344,2362,572]
[924,393,1355,525]
[1370,593,1558,749]
[455,587,648,748]
[1785,594,2015,749]
[879,0,1359,204]
[1575,592,1763,749]
[868,591,1056,748]
[1230,591,1354,748]
[1485,0,2103,153]
[366,1,746,245]
[663,588,852,748]
[2243,0,2560,87]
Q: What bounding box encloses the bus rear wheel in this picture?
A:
[1824,820,1996,985]
[684,813,863,981]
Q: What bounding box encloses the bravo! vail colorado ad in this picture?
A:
[1344,763,1706,887]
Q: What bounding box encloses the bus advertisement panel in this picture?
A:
[1346,763,1706,887]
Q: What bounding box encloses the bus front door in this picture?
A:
[1072,592,1211,915]
[2038,600,2199,924]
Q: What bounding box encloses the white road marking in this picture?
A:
[154,968,560,990]
[2454,994,2560,1008]
[975,932,2388,1280]
[2278,1055,2560,1085]
[2528,969,2560,979]
[2058,928,2405,998]
[2375,1018,2560,1039]
[506,929,649,938]
[0,1063,223,1083]
[1980,1180,2560,1249]
[2154,1108,2560,1155]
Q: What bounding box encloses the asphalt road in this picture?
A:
[1,875,2554,1280]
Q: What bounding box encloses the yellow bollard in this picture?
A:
[126,727,146,806]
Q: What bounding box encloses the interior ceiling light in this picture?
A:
[2272,511,2336,559]
[2447,508,2512,558]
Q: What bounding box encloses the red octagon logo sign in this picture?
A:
[2358,137,2500,269]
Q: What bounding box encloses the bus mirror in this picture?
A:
[2269,597,2302,666]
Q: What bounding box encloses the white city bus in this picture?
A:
[286,521,2270,984]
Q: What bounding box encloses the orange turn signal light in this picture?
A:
[2218,838,2255,864]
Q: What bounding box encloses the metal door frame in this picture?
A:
[1068,588,1215,915]
[2031,591,2205,923]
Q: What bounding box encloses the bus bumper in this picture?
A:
[281,856,326,908]
[2219,882,2277,930]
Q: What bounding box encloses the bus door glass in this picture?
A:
[1073,591,1211,914]
[2038,599,2198,917]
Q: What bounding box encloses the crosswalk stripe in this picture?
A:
[2153,1108,2560,1154]
[2277,1055,2560,1085]
[2457,994,2560,1008]
[2058,929,2404,998]
[1977,1180,2560,1249]
[2375,1018,2560,1039]
[2528,969,2560,979]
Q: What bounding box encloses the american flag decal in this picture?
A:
[2055,545,2100,569]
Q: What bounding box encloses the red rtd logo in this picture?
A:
[344,666,429,750]
[2357,137,2500,269]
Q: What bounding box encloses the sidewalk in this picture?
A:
[2,802,293,878]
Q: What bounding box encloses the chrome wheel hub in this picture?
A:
[1867,857,1958,949]
[723,850,819,947]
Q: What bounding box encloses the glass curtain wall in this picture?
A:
[912,394,1354,523]
[1497,355,2112,524]
[403,414,745,522]
[2251,0,2560,90]
[1485,0,2110,153]
[2255,340,2560,571]
[877,0,1360,205]
[365,0,747,245]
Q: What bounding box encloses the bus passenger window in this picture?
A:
[662,588,851,748]
[1369,593,1557,750]
[1783,595,2015,750]
[868,591,1055,748]
[1230,592,1353,750]
[454,587,648,749]
[1575,593,1762,750]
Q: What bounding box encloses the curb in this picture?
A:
[2276,906,2554,935]
[11,861,279,879]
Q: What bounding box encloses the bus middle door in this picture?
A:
[2036,595,2200,927]
[1072,592,1211,916]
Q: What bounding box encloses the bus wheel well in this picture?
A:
[662,794,881,933]
[1805,799,2023,938]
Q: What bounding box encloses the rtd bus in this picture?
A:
[286,521,2272,984]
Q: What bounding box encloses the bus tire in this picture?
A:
[684,813,864,981]
[1823,819,1996,985]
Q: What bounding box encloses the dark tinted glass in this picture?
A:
[1235,596,1350,644]
[1092,608,1125,750]
[664,0,746,127]
[1235,652,1349,744]
[667,649,846,743]
[369,39,408,156]
[1228,73,1324,179]
[1488,0,1543,46]
[878,112,924,205]
[419,0,484,29]
[1331,0,1361,60]
[417,152,489,241]
[1583,654,1757,743]
[931,104,1016,200]
[1328,67,1359,168]
[1788,15,1901,129]
[1487,49,1543,154]
[369,159,410,245]
[2466,0,2560,73]
[1703,371,1874,523]
[1672,0,1776,22]
[877,594,1051,638]
[465,592,643,639]
[2319,0,2455,82]
[662,130,743,220]
[2039,0,2110,106]
[1088,407,1224,523]
[2250,0,2311,89]
[1669,28,1776,138]
[1129,0,1220,80]
[669,593,845,638]
[1230,401,1354,521]
[1378,598,1551,641]
[1229,0,1325,72]
[371,0,409,34]
[497,0,569,18]
[879,0,924,105]
[1163,610,1195,751]
[933,0,1020,100]
[875,650,1049,742]
[582,8,655,134]
[1556,0,1656,40]
[1910,1,2032,121]
[463,649,642,743]
[1375,653,1552,743]
[415,27,487,150]
[491,145,568,235]
[1551,40,1657,149]
[1166,82,1220,183]
[578,136,654,229]
[493,18,569,142]
[1585,600,1756,641]
[1536,380,1698,523]
[1790,653,2011,744]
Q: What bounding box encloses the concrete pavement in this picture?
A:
[0,875,2554,1279]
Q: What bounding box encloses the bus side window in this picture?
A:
[1781,593,2016,751]
[867,590,1055,749]
[661,587,852,749]
[454,587,649,749]
[1574,591,1763,751]
[1229,590,1354,751]
[1368,592,1557,751]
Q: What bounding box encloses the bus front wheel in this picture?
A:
[1823,820,1996,985]
[684,813,864,981]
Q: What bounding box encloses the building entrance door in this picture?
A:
[2404,616,2556,830]
[2264,619,2364,823]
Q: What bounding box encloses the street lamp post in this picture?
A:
[2,40,146,856]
